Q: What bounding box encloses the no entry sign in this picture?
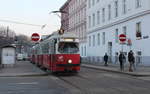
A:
[31,33,40,42]
[119,34,126,42]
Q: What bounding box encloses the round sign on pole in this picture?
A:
[119,34,126,42]
[31,33,40,42]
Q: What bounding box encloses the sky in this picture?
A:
[0,0,67,37]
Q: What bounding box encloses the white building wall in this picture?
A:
[68,0,87,57]
[86,0,150,65]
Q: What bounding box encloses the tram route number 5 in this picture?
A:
[31,33,40,42]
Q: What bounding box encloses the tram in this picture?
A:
[31,31,80,73]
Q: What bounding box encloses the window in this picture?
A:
[92,13,95,26]
[89,36,91,46]
[136,0,141,8]
[88,0,91,8]
[58,42,79,54]
[136,22,142,39]
[115,1,118,17]
[93,35,95,46]
[108,5,111,20]
[88,16,91,28]
[92,0,95,6]
[97,11,100,24]
[123,26,127,35]
[102,32,105,45]
[81,47,83,56]
[102,8,105,22]
[79,27,81,39]
[115,29,119,43]
[84,46,86,56]
[122,0,127,14]
[97,33,100,45]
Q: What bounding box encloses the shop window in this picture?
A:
[136,22,142,40]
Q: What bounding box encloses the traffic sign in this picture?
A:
[58,29,64,35]
[119,34,126,42]
[31,33,40,42]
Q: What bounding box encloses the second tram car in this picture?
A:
[31,31,80,73]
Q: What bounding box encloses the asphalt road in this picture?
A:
[0,67,150,94]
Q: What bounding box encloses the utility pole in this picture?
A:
[6,26,9,37]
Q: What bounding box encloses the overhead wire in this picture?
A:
[0,19,43,27]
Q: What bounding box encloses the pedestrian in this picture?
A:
[115,52,119,64]
[132,53,136,71]
[128,50,135,72]
[103,53,108,66]
[119,52,126,71]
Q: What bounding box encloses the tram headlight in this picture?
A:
[68,59,72,64]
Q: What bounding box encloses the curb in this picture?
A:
[82,64,150,77]
[0,73,49,77]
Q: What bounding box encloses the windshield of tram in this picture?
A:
[58,42,79,54]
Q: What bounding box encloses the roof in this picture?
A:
[1,44,16,48]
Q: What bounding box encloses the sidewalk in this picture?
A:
[82,62,150,77]
[0,61,47,77]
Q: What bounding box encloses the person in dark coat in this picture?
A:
[119,52,126,71]
[128,50,135,72]
[104,53,108,66]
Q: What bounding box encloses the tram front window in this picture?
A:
[58,42,79,54]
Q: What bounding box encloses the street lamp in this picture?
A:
[49,10,68,14]
[49,10,68,32]
[49,10,68,18]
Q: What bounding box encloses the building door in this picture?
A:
[108,42,112,63]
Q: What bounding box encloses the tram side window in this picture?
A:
[49,42,55,54]
[41,42,49,54]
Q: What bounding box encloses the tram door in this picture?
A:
[107,42,112,63]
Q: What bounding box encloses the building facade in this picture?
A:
[86,0,150,65]
[60,1,69,32]
[60,0,87,57]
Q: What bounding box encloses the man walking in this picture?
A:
[119,52,125,71]
[128,50,135,72]
[104,53,108,66]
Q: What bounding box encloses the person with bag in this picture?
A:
[119,52,126,71]
[128,50,135,72]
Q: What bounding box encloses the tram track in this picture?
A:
[55,75,96,94]
[51,68,106,94]
[39,66,136,93]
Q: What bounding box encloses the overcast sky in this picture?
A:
[0,0,67,37]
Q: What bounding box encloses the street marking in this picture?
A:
[15,82,39,85]
[50,76,59,80]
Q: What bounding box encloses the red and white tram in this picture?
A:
[31,31,80,73]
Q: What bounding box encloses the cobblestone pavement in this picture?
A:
[0,61,150,94]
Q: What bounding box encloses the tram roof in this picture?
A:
[54,32,78,38]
